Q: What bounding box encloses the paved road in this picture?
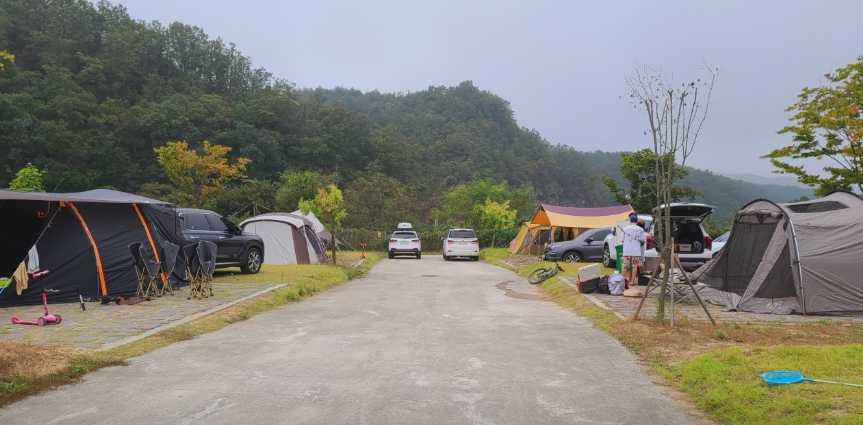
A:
[1,257,699,425]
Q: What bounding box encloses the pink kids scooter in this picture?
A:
[11,289,62,326]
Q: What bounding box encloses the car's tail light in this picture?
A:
[646,234,656,250]
[411,239,419,242]
[704,235,712,251]
[470,240,479,244]
[447,239,455,245]
[389,239,397,243]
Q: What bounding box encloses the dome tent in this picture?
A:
[0,189,182,305]
[693,191,863,315]
[240,213,326,264]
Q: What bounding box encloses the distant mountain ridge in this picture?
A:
[723,173,808,189]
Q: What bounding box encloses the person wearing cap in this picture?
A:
[621,213,646,288]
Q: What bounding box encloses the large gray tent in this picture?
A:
[240,213,326,264]
[693,191,863,315]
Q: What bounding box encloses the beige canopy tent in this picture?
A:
[509,203,634,254]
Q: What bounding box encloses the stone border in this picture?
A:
[97,284,287,352]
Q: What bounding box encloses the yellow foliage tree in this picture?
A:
[0,50,15,71]
[154,141,250,207]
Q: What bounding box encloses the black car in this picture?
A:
[543,227,612,263]
[177,208,264,274]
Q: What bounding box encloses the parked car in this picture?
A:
[602,203,715,272]
[388,230,421,259]
[177,208,265,274]
[443,228,480,261]
[711,231,730,257]
[543,227,612,262]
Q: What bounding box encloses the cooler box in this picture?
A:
[576,263,603,293]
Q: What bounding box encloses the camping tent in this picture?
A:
[0,189,182,305]
[290,209,331,245]
[509,203,634,254]
[508,222,546,255]
[240,213,326,264]
[693,191,863,315]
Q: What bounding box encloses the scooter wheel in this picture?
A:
[37,317,46,326]
[55,314,62,324]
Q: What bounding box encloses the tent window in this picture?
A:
[787,201,847,213]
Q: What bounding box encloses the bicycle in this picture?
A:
[528,262,565,285]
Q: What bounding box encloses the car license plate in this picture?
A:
[459,241,468,245]
[677,243,691,252]
[400,241,408,245]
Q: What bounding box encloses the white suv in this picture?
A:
[443,228,480,261]
[602,203,715,273]
[388,230,421,259]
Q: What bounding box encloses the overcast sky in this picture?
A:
[114,0,862,176]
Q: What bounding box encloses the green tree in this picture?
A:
[476,199,517,247]
[343,172,419,230]
[603,149,700,213]
[765,56,863,194]
[274,170,329,211]
[299,184,347,263]
[153,141,250,207]
[435,179,535,227]
[9,163,46,192]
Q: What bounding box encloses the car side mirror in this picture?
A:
[585,238,593,244]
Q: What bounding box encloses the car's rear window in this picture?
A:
[391,232,417,239]
[449,230,476,239]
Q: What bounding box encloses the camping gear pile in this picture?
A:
[693,191,863,315]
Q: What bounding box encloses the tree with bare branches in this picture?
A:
[627,66,718,323]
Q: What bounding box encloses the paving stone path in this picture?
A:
[0,282,277,350]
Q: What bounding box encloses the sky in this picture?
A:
[113,0,862,176]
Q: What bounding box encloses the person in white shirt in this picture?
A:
[621,213,646,287]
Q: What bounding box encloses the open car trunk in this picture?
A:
[673,220,707,254]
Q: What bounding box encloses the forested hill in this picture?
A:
[303,87,812,223]
[0,0,810,229]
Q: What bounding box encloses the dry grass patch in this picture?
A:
[0,342,71,380]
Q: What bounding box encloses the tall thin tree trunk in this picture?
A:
[331,232,337,264]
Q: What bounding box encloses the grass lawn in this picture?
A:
[0,251,382,407]
[480,248,863,425]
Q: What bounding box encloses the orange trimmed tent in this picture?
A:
[0,190,183,305]
[509,203,634,254]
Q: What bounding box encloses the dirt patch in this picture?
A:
[495,281,546,301]
[502,256,541,270]
[0,342,71,379]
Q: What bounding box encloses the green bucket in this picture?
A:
[615,245,623,272]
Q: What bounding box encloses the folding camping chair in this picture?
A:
[196,241,217,298]
[139,243,162,298]
[130,242,156,298]
[159,240,179,296]
[182,243,204,299]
